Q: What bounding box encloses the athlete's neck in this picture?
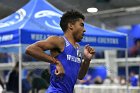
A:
[64,32,76,46]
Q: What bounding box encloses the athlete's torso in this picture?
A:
[47,36,82,93]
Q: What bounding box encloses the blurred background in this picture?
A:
[0,0,140,93]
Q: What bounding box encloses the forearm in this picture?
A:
[78,59,91,80]
[25,45,58,64]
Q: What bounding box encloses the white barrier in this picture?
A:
[74,85,140,93]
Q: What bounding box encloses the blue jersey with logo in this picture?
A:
[46,36,82,93]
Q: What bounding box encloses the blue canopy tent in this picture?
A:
[0,0,128,92]
[0,0,127,48]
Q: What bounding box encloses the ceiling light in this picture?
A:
[87,7,98,13]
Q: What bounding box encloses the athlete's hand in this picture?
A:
[55,61,65,76]
[83,44,95,61]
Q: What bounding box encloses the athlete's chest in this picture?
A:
[64,46,82,63]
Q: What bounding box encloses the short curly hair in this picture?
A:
[60,10,85,32]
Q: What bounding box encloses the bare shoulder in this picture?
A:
[46,36,63,42]
[45,36,65,51]
[46,36,64,45]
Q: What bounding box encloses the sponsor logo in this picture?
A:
[34,10,62,30]
[82,36,119,44]
[0,34,13,42]
[0,9,26,28]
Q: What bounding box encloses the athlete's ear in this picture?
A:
[68,23,73,30]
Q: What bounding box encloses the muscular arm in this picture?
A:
[26,36,65,76]
[25,36,63,64]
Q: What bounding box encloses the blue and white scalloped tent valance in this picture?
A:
[0,0,127,49]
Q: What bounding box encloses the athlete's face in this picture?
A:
[72,18,85,42]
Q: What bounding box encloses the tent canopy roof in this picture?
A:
[0,0,127,49]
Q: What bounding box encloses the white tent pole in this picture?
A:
[18,27,22,93]
[125,35,129,93]
[19,44,22,93]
